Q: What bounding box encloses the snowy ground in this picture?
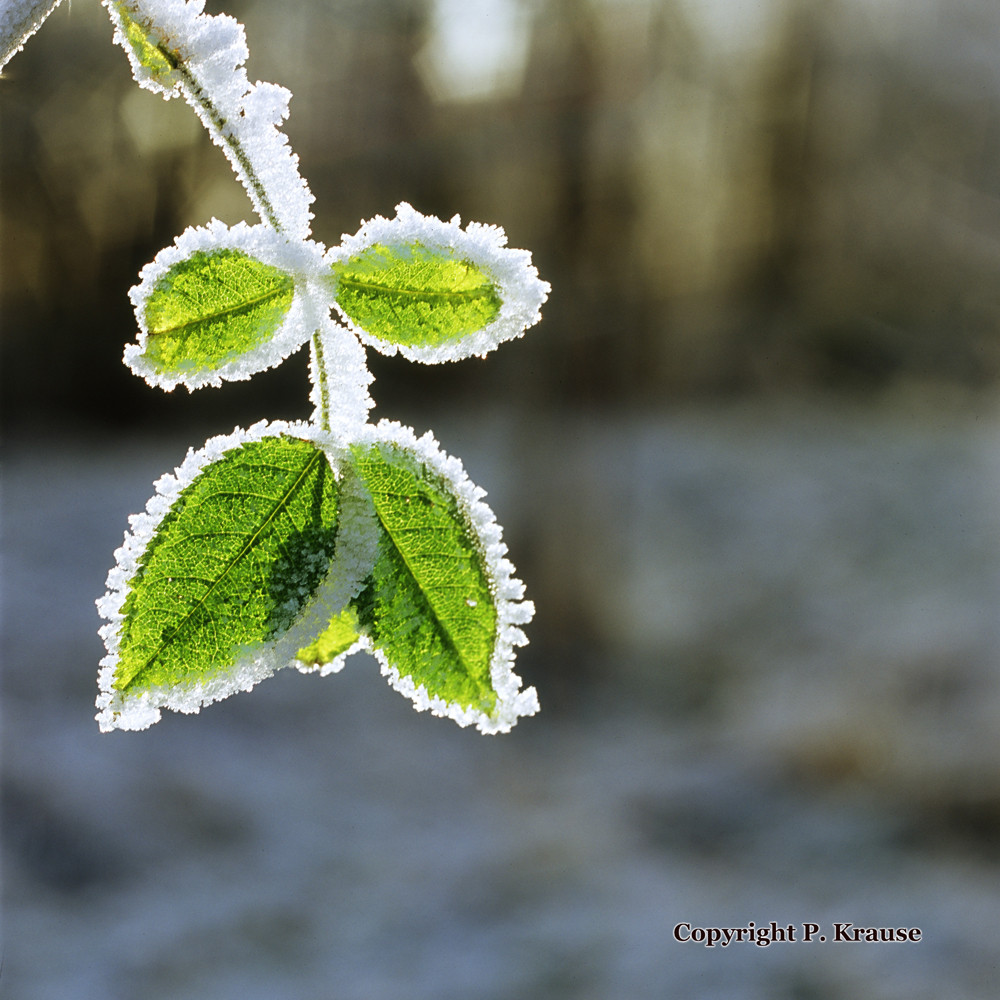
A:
[4,396,1000,999]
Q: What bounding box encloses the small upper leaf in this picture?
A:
[140,248,294,376]
[125,220,324,391]
[327,203,549,363]
[330,243,502,350]
[110,0,179,87]
[96,426,341,731]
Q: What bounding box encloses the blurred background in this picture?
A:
[4,0,1000,996]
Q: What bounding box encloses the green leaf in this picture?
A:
[113,435,338,695]
[111,1,180,84]
[330,243,502,350]
[140,248,295,377]
[347,441,498,714]
[296,605,360,667]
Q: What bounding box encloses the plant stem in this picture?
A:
[311,329,332,432]
[181,56,335,420]
[176,62,284,233]
[166,39,334,425]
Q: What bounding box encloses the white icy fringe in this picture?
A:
[0,0,63,71]
[96,420,350,732]
[348,419,538,734]
[103,0,313,238]
[306,311,375,436]
[327,202,550,363]
[125,219,326,390]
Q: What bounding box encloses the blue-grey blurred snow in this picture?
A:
[5,397,1000,999]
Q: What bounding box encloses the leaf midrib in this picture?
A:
[367,485,494,707]
[146,281,294,338]
[117,447,323,691]
[336,274,496,304]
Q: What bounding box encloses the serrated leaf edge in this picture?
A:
[325,202,550,364]
[124,220,326,391]
[95,419,348,731]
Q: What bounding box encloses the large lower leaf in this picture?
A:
[347,439,499,715]
[109,433,338,700]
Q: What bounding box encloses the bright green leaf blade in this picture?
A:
[330,243,502,350]
[348,441,498,714]
[140,248,295,377]
[296,605,361,667]
[111,1,179,84]
[113,435,338,695]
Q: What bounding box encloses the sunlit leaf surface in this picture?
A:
[113,435,338,694]
[331,242,502,349]
[348,441,498,714]
[140,248,295,376]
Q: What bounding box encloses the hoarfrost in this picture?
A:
[305,311,375,436]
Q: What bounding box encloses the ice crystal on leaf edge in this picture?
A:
[0,0,64,71]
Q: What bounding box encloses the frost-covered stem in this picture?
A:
[174,46,334,416]
[311,330,332,432]
[174,60,283,233]
[0,0,64,72]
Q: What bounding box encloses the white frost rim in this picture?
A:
[326,202,550,364]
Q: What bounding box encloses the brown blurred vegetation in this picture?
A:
[3,0,1000,431]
